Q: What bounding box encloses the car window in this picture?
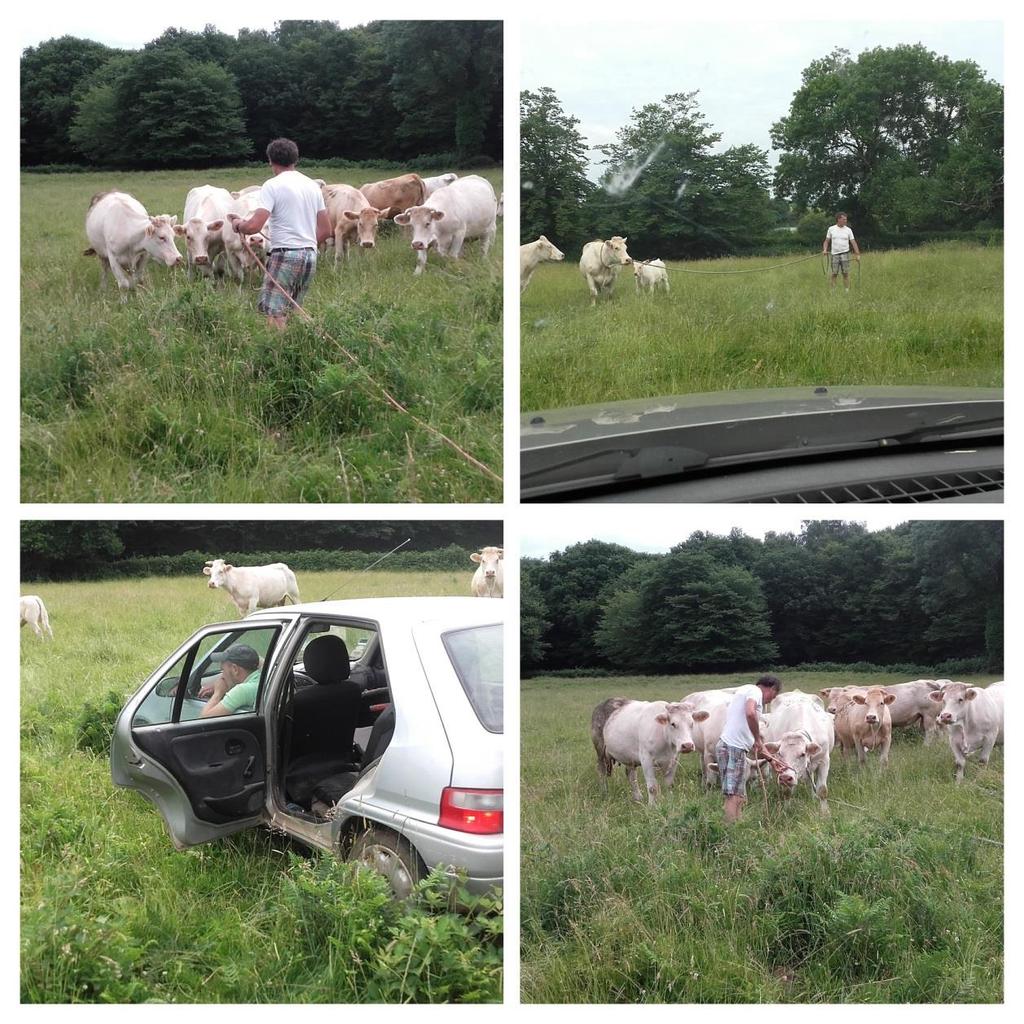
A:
[442,624,503,733]
[292,623,378,670]
[132,625,281,727]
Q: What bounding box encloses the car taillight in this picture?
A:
[438,788,503,835]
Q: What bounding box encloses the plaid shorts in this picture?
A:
[831,251,851,274]
[258,248,317,316]
[715,740,749,797]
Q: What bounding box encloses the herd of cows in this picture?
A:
[520,234,668,302]
[82,171,502,297]
[19,546,505,640]
[591,678,1006,809]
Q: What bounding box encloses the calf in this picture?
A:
[470,546,504,598]
[579,236,631,305]
[633,258,670,294]
[592,697,709,804]
[84,191,182,297]
[20,595,53,640]
[203,559,301,617]
[520,235,565,293]
[394,175,498,276]
[929,681,1004,783]
[831,686,895,766]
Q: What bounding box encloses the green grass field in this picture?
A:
[21,572,502,1003]
[520,243,1002,411]
[521,673,1003,1004]
[21,166,503,503]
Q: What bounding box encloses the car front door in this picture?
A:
[111,617,295,848]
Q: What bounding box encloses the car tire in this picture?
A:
[349,827,424,900]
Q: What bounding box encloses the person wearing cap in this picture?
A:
[716,674,784,822]
[199,644,263,717]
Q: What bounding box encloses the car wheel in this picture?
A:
[349,827,424,899]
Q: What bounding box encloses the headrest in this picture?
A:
[302,634,351,685]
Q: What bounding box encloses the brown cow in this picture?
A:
[359,173,426,219]
[320,184,385,263]
[830,686,896,766]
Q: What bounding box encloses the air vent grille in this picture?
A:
[754,470,1004,504]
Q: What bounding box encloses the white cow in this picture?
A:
[83,191,183,296]
[203,559,301,617]
[470,546,504,598]
[579,236,631,305]
[684,689,737,787]
[177,185,233,277]
[633,258,670,294]
[20,595,53,640]
[422,172,458,197]
[929,680,1004,783]
[591,696,709,804]
[520,235,565,293]
[763,690,835,814]
[394,175,498,275]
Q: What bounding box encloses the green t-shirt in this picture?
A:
[221,670,262,714]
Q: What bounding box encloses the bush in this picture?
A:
[74,690,128,756]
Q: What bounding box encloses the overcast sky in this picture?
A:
[519,509,931,559]
[522,20,1003,177]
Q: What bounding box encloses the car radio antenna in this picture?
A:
[319,538,413,601]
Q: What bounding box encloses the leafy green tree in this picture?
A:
[21,35,118,164]
[772,44,1003,231]
[586,92,775,258]
[596,552,777,672]
[520,87,594,248]
[520,567,551,670]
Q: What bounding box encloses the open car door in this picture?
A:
[111,617,294,848]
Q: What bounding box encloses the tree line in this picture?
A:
[21,521,503,580]
[521,521,1002,675]
[21,21,503,169]
[521,44,1002,260]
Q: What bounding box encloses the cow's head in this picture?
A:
[763,734,822,790]
[929,682,979,726]
[655,701,710,755]
[605,235,631,265]
[147,215,184,266]
[538,235,565,262]
[342,206,385,248]
[174,216,222,266]
[820,686,864,716]
[470,546,503,580]
[394,205,444,251]
[852,686,895,725]
[203,558,232,589]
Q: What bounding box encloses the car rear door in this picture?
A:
[111,617,294,848]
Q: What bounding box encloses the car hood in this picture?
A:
[521,385,1002,499]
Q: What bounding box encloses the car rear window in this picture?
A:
[442,624,503,733]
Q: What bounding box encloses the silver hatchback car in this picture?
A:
[111,597,503,897]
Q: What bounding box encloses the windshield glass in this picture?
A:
[520,23,1003,427]
[443,624,503,733]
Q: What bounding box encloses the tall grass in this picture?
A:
[21,573,502,1003]
[521,673,1003,1003]
[21,167,503,502]
[520,243,1002,410]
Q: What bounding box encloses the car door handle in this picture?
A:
[242,755,255,779]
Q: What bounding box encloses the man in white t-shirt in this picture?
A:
[228,138,332,330]
[716,674,783,823]
[823,212,861,292]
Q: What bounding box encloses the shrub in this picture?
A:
[74,689,127,756]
